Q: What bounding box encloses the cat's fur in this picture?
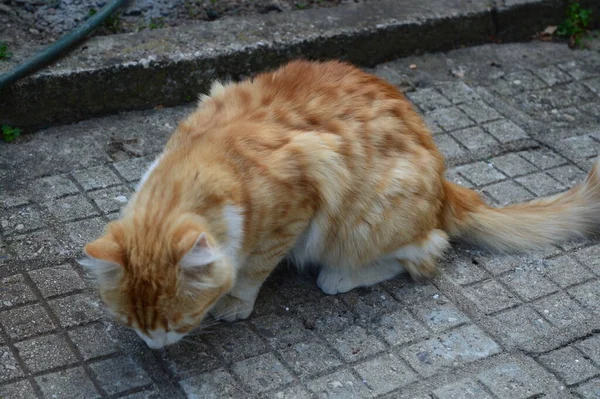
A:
[81,60,600,349]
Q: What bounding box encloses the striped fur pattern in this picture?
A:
[81,60,600,349]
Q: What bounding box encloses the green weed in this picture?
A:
[0,42,12,60]
[557,1,593,48]
[2,125,22,143]
[148,18,166,30]
[88,8,123,33]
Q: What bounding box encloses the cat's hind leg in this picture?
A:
[392,229,449,280]
[316,229,449,295]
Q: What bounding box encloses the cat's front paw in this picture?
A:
[210,294,254,322]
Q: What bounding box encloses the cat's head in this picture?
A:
[79,219,234,349]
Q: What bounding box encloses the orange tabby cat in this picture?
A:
[80,60,600,349]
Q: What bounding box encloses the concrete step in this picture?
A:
[1,0,598,131]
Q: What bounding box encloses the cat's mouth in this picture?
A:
[134,328,185,349]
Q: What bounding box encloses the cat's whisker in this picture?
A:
[208,306,254,322]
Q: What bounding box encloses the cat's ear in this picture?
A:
[179,233,219,269]
[79,234,123,289]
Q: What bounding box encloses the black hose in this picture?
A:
[0,0,126,91]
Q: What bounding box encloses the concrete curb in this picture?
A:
[0,0,596,131]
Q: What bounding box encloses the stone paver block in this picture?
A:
[575,377,600,399]
[433,379,493,399]
[413,300,470,333]
[558,59,599,80]
[478,363,544,399]
[0,274,36,309]
[440,255,489,285]
[543,255,594,288]
[407,88,451,112]
[483,119,529,143]
[538,347,599,385]
[433,134,466,159]
[423,114,444,134]
[395,285,470,333]
[477,253,547,277]
[252,313,315,349]
[324,325,385,362]
[0,303,55,340]
[355,353,416,395]
[534,292,590,327]
[400,325,501,377]
[0,189,29,209]
[268,385,313,399]
[205,323,266,363]
[87,185,130,214]
[90,357,152,395]
[506,70,547,91]
[341,285,399,320]
[577,334,600,365]
[68,322,120,360]
[280,340,342,378]
[36,367,100,399]
[427,108,474,132]
[0,380,36,398]
[72,165,122,191]
[455,162,506,186]
[15,334,77,373]
[31,175,79,200]
[559,135,598,158]
[535,65,572,86]
[547,164,587,186]
[49,294,104,327]
[437,82,480,105]
[446,167,474,188]
[575,245,600,275]
[584,77,600,94]
[112,157,153,182]
[489,153,538,177]
[163,336,221,376]
[371,309,428,346]
[463,279,520,314]
[458,100,502,124]
[44,194,99,221]
[518,149,567,170]
[451,127,498,151]
[569,280,600,314]
[7,229,64,263]
[306,369,373,399]
[500,269,558,301]
[482,180,534,205]
[493,306,552,347]
[231,353,293,394]
[66,217,106,246]
[0,346,24,382]
[295,297,353,333]
[516,172,566,196]
[180,367,246,399]
[0,206,46,235]
[28,263,85,298]
[270,270,325,305]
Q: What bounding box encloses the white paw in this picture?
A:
[317,268,356,295]
[210,294,254,322]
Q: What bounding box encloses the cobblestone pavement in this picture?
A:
[1,39,600,399]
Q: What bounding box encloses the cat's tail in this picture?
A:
[442,158,600,252]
